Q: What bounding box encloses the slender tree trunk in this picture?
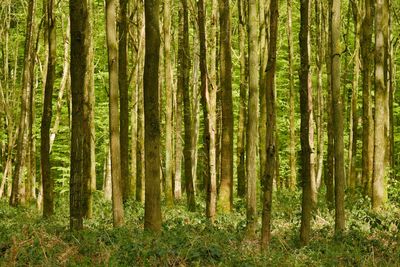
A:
[245,0,259,238]
[83,0,95,219]
[388,8,394,180]
[299,0,314,246]
[331,0,345,233]
[119,0,130,202]
[50,17,70,152]
[324,0,334,208]
[174,11,183,199]
[10,0,36,207]
[361,0,374,197]
[179,0,196,211]
[261,0,277,249]
[259,0,268,199]
[287,0,296,190]
[163,0,174,207]
[315,0,324,190]
[136,23,145,203]
[144,0,162,231]
[348,1,361,188]
[198,0,216,221]
[41,0,56,217]
[372,0,389,211]
[103,146,112,201]
[236,0,247,198]
[218,0,233,213]
[106,0,124,227]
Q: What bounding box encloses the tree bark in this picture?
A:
[299,0,315,246]
[236,0,247,198]
[106,0,124,227]
[287,0,296,190]
[144,0,162,231]
[261,0,278,250]
[331,0,345,234]
[361,0,374,197]
[179,0,196,211]
[245,0,259,238]
[69,0,92,230]
[163,0,174,207]
[315,0,324,191]
[41,0,56,217]
[119,0,130,202]
[218,0,233,213]
[372,0,389,211]
[324,0,334,209]
[348,0,361,188]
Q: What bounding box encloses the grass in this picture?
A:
[0,189,399,266]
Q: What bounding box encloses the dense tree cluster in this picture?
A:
[0,0,398,251]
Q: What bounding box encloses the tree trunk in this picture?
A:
[331,0,345,234]
[82,0,95,219]
[324,0,334,209]
[163,0,174,207]
[179,0,196,211]
[119,0,130,202]
[261,0,277,249]
[287,0,296,190]
[198,0,217,221]
[103,146,112,201]
[41,0,56,217]
[299,0,315,246]
[348,0,361,188]
[10,0,36,207]
[361,0,374,197]
[315,0,324,191]
[259,0,269,199]
[106,0,124,227]
[236,0,247,198]
[245,0,259,238]
[69,0,92,230]
[144,0,162,232]
[50,17,70,152]
[218,0,233,213]
[372,0,389,211]
[136,23,145,203]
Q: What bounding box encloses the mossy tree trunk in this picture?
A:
[144,0,162,231]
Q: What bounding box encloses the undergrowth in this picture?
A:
[0,189,399,266]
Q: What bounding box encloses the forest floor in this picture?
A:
[1,187,400,266]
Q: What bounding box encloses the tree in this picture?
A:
[179,0,196,211]
[106,0,124,227]
[236,0,247,198]
[299,0,315,246]
[246,0,259,238]
[69,0,92,230]
[287,0,296,191]
[119,0,130,202]
[331,0,345,234]
[144,0,162,232]
[10,0,36,207]
[348,0,361,188]
[372,0,389,210]
[163,0,174,207]
[198,0,217,221]
[361,0,374,196]
[261,0,278,249]
[41,0,55,217]
[218,0,233,213]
